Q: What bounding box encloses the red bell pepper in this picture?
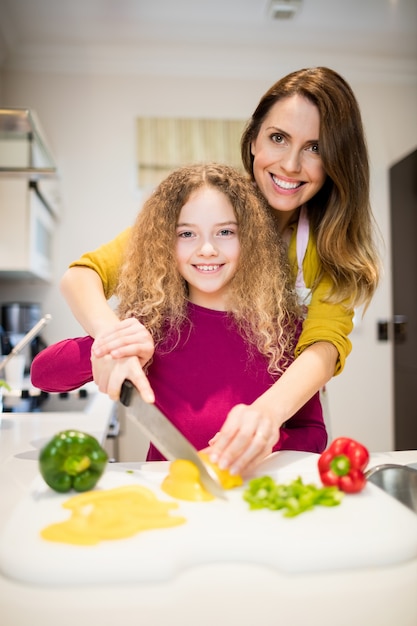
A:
[318,437,369,494]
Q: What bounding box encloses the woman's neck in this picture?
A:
[273,207,301,233]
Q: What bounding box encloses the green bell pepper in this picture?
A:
[39,430,108,493]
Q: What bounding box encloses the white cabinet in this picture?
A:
[105,405,150,462]
[0,178,57,281]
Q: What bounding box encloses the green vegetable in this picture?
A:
[39,430,108,493]
[243,475,344,517]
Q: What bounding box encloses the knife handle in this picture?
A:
[120,379,134,406]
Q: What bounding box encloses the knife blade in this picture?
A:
[119,380,226,500]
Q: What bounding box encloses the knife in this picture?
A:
[119,380,226,500]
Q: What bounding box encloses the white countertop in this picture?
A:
[0,389,114,528]
[0,399,416,626]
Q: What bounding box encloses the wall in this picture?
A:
[0,68,416,452]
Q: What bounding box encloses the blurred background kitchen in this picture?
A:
[0,0,416,454]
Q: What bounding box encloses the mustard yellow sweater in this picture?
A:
[70,226,353,375]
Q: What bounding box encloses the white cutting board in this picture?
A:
[1,452,417,586]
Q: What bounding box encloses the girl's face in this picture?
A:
[250,94,326,229]
[176,186,240,311]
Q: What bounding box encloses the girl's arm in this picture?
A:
[30,333,155,403]
[208,341,337,476]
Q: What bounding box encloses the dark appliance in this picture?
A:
[1,302,48,373]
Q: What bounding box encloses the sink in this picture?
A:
[366,464,417,514]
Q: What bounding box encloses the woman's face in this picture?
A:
[251,94,326,227]
[176,186,240,311]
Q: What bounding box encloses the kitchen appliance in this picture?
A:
[1,303,48,373]
[0,314,51,375]
[120,380,225,499]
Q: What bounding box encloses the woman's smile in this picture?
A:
[251,94,326,228]
[270,173,305,193]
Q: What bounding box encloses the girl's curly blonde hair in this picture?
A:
[117,162,301,375]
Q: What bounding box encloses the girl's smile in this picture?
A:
[194,264,223,272]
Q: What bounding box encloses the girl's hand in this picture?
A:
[91,352,155,403]
[92,318,154,366]
[207,404,280,476]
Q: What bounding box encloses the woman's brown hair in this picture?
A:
[241,66,380,308]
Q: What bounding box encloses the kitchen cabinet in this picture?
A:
[0,108,61,282]
[0,108,56,175]
[104,403,150,462]
[0,178,58,281]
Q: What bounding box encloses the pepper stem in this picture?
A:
[329,454,351,476]
[64,455,91,476]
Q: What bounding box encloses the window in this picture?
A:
[136,117,246,188]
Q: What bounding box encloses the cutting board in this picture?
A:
[1,452,417,586]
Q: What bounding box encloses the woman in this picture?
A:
[59,67,380,474]
[32,164,326,472]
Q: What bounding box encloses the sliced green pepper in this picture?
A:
[243,475,343,517]
[39,430,108,493]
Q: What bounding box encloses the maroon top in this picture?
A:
[31,303,327,459]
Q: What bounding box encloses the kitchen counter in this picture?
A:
[0,387,114,521]
[0,401,416,626]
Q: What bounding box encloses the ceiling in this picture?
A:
[0,0,416,82]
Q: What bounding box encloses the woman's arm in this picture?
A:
[60,229,130,337]
[208,341,337,476]
[60,263,155,401]
[61,229,156,363]
[61,265,153,362]
[208,251,353,475]
[60,266,120,339]
[60,266,155,402]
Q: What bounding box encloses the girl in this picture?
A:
[58,67,380,474]
[32,163,326,470]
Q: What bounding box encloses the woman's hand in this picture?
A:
[92,318,154,367]
[207,403,280,477]
[91,352,155,403]
[208,342,338,475]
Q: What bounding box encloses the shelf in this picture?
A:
[0,108,57,176]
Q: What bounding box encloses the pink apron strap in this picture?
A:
[295,205,309,291]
